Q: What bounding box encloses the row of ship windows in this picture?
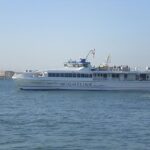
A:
[93,73,125,78]
[47,73,127,78]
[47,73,150,80]
[48,73,92,78]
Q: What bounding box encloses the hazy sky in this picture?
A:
[0,0,150,71]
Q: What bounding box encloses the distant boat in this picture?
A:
[13,49,150,90]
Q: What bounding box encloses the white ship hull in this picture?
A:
[13,77,150,91]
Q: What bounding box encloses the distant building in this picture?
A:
[5,71,15,79]
[0,71,15,79]
[0,71,5,79]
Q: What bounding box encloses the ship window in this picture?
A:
[81,74,84,78]
[140,74,147,80]
[112,74,119,78]
[56,73,59,77]
[124,74,128,79]
[103,74,107,78]
[73,73,76,77]
[97,73,101,77]
[95,73,98,77]
[77,74,80,77]
[68,73,72,77]
[83,64,88,67]
[48,73,57,77]
[65,73,69,77]
[61,73,64,77]
[48,73,52,77]
[84,74,88,78]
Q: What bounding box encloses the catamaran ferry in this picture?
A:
[13,49,150,90]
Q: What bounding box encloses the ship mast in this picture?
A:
[105,54,111,66]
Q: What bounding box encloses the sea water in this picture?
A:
[0,80,150,150]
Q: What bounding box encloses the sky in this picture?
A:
[0,0,150,71]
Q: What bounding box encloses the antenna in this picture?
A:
[85,49,95,60]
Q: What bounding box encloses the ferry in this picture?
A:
[13,49,150,90]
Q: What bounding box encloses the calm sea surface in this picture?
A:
[0,80,150,150]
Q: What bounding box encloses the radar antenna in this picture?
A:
[85,49,95,60]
